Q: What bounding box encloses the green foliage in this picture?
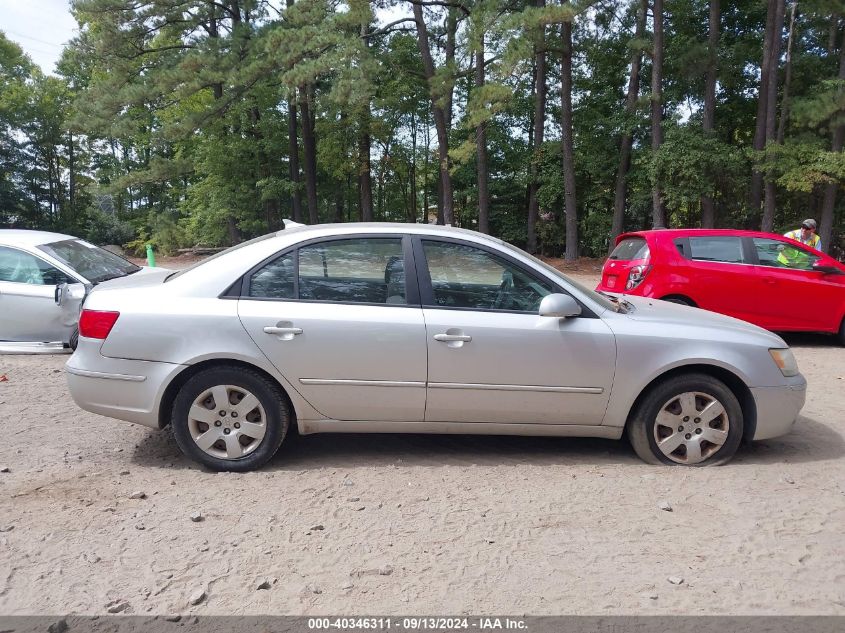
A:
[0,0,843,258]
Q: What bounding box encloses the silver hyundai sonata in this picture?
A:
[65,222,806,471]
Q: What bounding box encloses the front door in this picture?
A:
[237,236,427,422]
[747,237,844,331]
[417,238,616,425]
[0,246,76,343]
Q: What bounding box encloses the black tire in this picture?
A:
[69,328,79,351]
[838,317,845,347]
[660,295,695,307]
[171,366,290,472]
[627,373,743,466]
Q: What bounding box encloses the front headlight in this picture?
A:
[769,348,799,377]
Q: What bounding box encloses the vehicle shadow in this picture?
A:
[778,331,840,348]
[130,414,843,471]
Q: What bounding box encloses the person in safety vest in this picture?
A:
[778,219,821,269]
[784,218,822,251]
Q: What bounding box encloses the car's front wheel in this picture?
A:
[627,373,743,466]
[172,366,290,471]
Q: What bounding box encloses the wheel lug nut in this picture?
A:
[231,412,238,418]
[223,428,231,435]
[683,416,690,422]
[214,421,222,427]
[234,422,241,429]
[695,428,702,435]
[219,410,226,417]
[694,418,701,423]
[678,426,684,432]
[685,433,692,440]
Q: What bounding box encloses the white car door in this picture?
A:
[417,237,616,425]
[0,245,81,344]
[237,235,428,422]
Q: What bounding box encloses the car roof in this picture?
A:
[0,229,78,248]
[616,228,794,242]
[280,222,505,240]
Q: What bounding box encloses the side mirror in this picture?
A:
[539,293,582,318]
[811,261,843,275]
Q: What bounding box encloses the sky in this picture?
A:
[0,0,78,74]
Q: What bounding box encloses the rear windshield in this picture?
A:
[609,237,649,261]
[39,239,140,284]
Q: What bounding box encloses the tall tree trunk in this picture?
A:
[651,0,666,228]
[358,113,374,221]
[412,3,454,225]
[476,39,490,234]
[299,84,319,224]
[819,26,845,253]
[286,0,303,223]
[288,97,303,223]
[762,0,786,233]
[610,0,647,249]
[561,13,578,261]
[777,2,798,144]
[527,0,546,253]
[410,111,419,223]
[750,0,778,218]
[701,0,720,228]
[358,20,374,222]
[68,132,75,214]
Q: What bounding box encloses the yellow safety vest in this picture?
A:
[784,230,821,250]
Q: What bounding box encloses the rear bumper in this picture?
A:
[65,338,186,429]
[750,380,807,440]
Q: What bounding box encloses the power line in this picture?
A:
[2,28,65,48]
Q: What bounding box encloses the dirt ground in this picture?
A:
[0,267,844,616]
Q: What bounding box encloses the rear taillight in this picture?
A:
[626,265,652,290]
[78,310,120,339]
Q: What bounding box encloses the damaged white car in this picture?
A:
[0,230,155,353]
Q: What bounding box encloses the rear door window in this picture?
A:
[609,238,649,261]
[688,237,745,264]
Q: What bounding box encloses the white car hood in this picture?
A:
[618,294,787,347]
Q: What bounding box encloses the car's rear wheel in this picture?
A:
[172,366,289,471]
[69,327,79,351]
[838,317,845,346]
[627,373,743,466]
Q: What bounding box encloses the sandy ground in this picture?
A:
[0,268,844,616]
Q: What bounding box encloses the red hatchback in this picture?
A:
[597,229,845,343]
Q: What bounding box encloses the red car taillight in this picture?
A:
[626,265,652,290]
[78,310,120,339]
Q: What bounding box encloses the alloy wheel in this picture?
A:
[652,391,730,464]
[187,384,267,460]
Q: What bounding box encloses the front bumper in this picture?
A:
[65,338,186,429]
[750,379,807,440]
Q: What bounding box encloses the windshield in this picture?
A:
[39,239,141,284]
[495,241,621,313]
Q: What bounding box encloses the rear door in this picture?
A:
[237,235,428,422]
[683,236,758,323]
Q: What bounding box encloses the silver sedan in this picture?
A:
[65,222,806,470]
[0,230,151,353]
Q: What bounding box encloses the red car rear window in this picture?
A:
[609,237,650,261]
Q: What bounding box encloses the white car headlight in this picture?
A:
[769,348,799,377]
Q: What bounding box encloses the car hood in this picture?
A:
[618,294,787,347]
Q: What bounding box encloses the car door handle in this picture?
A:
[264,326,303,336]
[434,333,472,343]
